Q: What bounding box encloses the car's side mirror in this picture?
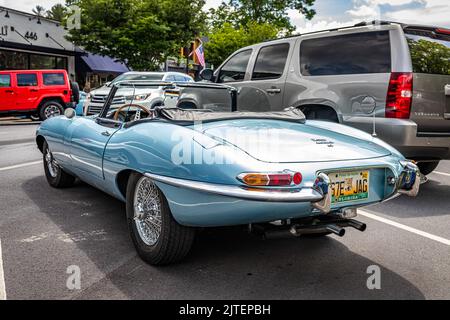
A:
[64,108,76,119]
[200,68,215,82]
[104,81,111,87]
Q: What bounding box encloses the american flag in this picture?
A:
[195,42,206,68]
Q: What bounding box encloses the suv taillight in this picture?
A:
[385,72,413,119]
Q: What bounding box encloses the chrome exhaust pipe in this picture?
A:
[347,219,367,232]
[325,225,346,237]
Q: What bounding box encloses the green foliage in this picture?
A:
[209,0,315,33]
[204,22,279,68]
[46,4,67,22]
[205,0,316,67]
[66,0,206,70]
[408,38,450,75]
[32,5,46,17]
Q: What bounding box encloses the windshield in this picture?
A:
[110,73,165,86]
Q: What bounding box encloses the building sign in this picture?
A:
[25,31,38,41]
[0,25,7,37]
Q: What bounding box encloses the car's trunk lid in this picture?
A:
[203,120,391,163]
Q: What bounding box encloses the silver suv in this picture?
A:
[178,21,450,175]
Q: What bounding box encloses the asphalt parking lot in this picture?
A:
[0,121,450,300]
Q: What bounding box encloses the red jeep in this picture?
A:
[0,70,79,120]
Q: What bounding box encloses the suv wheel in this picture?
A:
[39,101,64,120]
[417,161,440,176]
[300,106,339,123]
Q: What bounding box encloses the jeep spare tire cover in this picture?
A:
[70,81,80,104]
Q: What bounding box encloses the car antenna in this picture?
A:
[372,108,377,137]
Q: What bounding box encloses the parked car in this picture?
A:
[0,69,79,120]
[75,91,87,116]
[84,71,194,115]
[36,82,420,265]
[178,21,450,175]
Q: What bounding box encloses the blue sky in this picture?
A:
[1,0,449,30]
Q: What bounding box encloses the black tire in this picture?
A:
[39,100,64,121]
[301,232,331,238]
[126,173,195,265]
[417,161,440,176]
[70,81,80,104]
[29,114,40,121]
[43,141,76,188]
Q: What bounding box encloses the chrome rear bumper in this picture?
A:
[145,161,420,215]
[145,173,324,203]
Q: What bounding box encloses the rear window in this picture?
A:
[43,73,66,85]
[17,73,38,86]
[0,74,10,87]
[405,31,450,75]
[252,43,290,80]
[300,31,391,76]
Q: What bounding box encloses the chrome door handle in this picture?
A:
[266,88,281,94]
[101,131,111,137]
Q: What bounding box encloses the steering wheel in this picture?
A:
[113,104,152,121]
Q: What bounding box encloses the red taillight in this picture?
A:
[239,172,302,187]
[385,72,413,119]
[436,28,450,35]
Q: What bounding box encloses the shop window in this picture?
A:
[56,57,68,70]
[30,54,56,70]
[17,74,38,86]
[0,50,28,70]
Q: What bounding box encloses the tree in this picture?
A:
[66,0,206,70]
[209,0,316,33]
[204,22,279,67]
[32,5,46,17]
[408,38,450,75]
[46,4,67,22]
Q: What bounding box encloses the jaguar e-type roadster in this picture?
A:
[36,82,420,265]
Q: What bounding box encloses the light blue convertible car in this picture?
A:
[36,82,420,265]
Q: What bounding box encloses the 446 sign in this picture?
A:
[25,31,38,41]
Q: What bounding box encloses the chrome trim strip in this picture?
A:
[144,173,324,203]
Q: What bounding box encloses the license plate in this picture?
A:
[329,170,370,203]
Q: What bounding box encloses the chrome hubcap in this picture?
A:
[45,148,58,178]
[44,105,61,118]
[133,177,162,246]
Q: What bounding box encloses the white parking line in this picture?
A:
[359,210,450,246]
[433,171,450,178]
[0,161,41,172]
[0,239,6,300]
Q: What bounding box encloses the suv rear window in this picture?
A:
[0,74,10,87]
[405,31,450,75]
[17,73,38,86]
[252,43,290,80]
[300,31,391,76]
[43,73,66,85]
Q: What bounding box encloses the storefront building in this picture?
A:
[0,6,129,89]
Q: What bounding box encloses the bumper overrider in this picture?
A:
[144,161,420,215]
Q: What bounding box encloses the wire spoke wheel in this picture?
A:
[133,176,162,246]
[45,147,59,178]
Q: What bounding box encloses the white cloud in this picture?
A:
[0,0,64,12]
[347,5,380,18]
